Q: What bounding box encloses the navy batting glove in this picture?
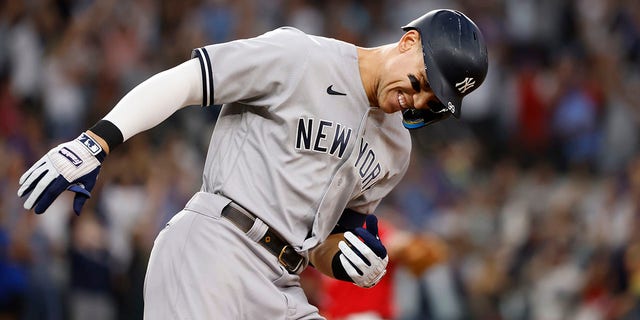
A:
[17,133,106,215]
[353,214,387,259]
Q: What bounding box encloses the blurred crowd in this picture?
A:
[1,0,640,319]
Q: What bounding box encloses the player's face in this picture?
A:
[377,32,443,115]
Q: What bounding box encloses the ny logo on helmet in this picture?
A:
[447,102,456,114]
[456,77,476,94]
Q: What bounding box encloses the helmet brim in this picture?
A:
[422,47,463,118]
[402,108,451,129]
[402,27,462,119]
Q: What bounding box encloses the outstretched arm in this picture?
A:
[95,58,203,151]
[17,59,204,215]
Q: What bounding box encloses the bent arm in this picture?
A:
[309,233,344,278]
[309,208,366,278]
[89,58,203,152]
[309,214,389,288]
[17,58,204,215]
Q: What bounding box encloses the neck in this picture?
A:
[357,44,394,108]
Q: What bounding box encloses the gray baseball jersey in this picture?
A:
[143,27,411,319]
[192,27,411,252]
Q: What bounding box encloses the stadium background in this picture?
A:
[1,0,639,319]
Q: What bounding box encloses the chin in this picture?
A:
[382,106,398,114]
[380,101,399,114]
[375,93,398,113]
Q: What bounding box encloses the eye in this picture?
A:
[408,74,421,92]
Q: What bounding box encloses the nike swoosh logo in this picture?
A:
[326,85,347,96]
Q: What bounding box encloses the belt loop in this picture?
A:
[246,218,268,242]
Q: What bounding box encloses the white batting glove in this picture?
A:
[338,231,389,288]
[331,214,389,288]
[17,133,106,215]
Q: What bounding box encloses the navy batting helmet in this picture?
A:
[401,9,488,129]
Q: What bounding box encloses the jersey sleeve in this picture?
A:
[191,27,308,107]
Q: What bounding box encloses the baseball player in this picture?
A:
[17,9,487,320]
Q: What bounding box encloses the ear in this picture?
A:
[399,29,421,53]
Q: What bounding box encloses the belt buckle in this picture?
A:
[278,245,303,273]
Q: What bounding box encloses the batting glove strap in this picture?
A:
[332,231,389,288]
[18,133,106,215]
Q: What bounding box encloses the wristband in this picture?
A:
[331,252,354,283]
[89,120,124,151]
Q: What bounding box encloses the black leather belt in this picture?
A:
[221,202,304,274]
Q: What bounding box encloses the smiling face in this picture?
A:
[375,30,445,115]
